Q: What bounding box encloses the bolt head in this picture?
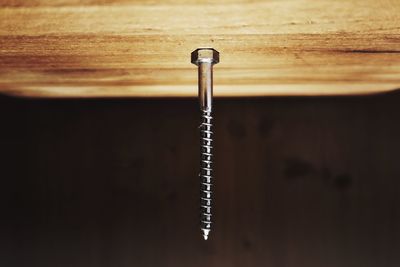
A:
[191,48,219,65]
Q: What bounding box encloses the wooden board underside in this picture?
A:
[0,0,399,98]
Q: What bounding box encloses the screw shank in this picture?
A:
[198,62,213,112]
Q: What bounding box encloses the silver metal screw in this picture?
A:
[191,48,219,240]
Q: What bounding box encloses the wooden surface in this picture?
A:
[1,94,400,266]
[0,0,400,97]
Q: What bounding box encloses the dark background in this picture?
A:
[0,93,399,267]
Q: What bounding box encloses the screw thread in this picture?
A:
[200,110,213,239]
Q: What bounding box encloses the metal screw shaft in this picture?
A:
[191,48,219,240]
[200,109,213,240]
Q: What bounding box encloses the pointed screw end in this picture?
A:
[202,229,210,241]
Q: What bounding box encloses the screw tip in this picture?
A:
[202,229,210,241]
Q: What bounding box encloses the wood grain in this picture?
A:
[0,0,399,97]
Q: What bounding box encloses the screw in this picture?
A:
[191,48,219,240]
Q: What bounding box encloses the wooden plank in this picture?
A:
[0,0,399,97]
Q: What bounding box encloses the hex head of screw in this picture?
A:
[191,48,219,65]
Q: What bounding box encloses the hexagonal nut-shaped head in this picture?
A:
[191,48,219,65]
